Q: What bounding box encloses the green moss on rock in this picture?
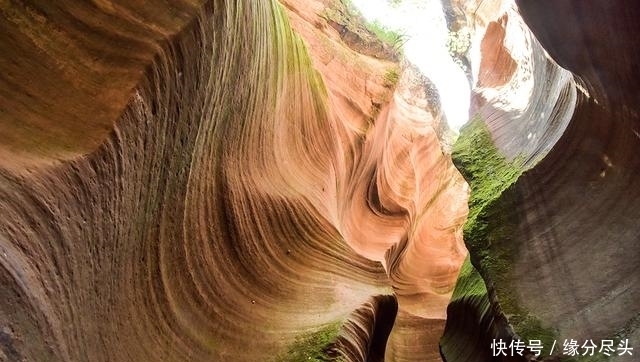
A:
[277,322,344,362]
[322,0,404,60]
[444,116,559,359]
[383,67,400,89]
[451,257,488,300]
[441,257,494,362]
[452,117,523,229]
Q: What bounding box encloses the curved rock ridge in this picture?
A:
[281,0,399,135]
[0,2,389,361]
[468,1,577,166]
[329,295,398,362]
[442,0,640,361]
[0,0,469,361]
[281,4,469,353]
[0,0,206,169]
[253,1,471,360]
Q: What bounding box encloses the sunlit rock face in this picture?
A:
[465,0,577,165]
[441,0,640,361]
[282,2,470,359]
[0,1,467,361]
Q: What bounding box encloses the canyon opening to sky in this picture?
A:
[351,0,471,133]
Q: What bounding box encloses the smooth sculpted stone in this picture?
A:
[5,0,635,361]
[0,0,468,361]
[442,1,640,361]
[0,0,206,169]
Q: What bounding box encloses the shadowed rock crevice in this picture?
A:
[441,1,640,361]
[329,295,398,362]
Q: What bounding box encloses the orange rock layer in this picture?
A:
[0,1,468,361]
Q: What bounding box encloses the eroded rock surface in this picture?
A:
[441,1,640,361]
[0,1,467,361]
[2,0,637,361]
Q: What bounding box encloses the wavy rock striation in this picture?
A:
[4,0,636,361]
[0,0,206,169]
[0,0,467,361]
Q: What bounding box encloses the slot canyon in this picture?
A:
[0,0,638,361]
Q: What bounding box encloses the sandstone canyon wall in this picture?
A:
[1,0,638,362]
[0,0,467,361]
[440,1,640,361]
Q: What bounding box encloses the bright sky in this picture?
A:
[350,0,471,132]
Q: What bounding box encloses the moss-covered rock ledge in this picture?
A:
[441,117,557,361]
[278,322,344,362]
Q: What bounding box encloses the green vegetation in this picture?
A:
[277,322,343,362]
[450,257,487,300]
[452,117,558,348]
[445,28,471,57]
[323,0,407,57]
[452,117,523,237]
[440,257,493,361]
[364,19,407,53]
[271,1,331,119]
[445,28,471,74]
[383,67,400,88]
